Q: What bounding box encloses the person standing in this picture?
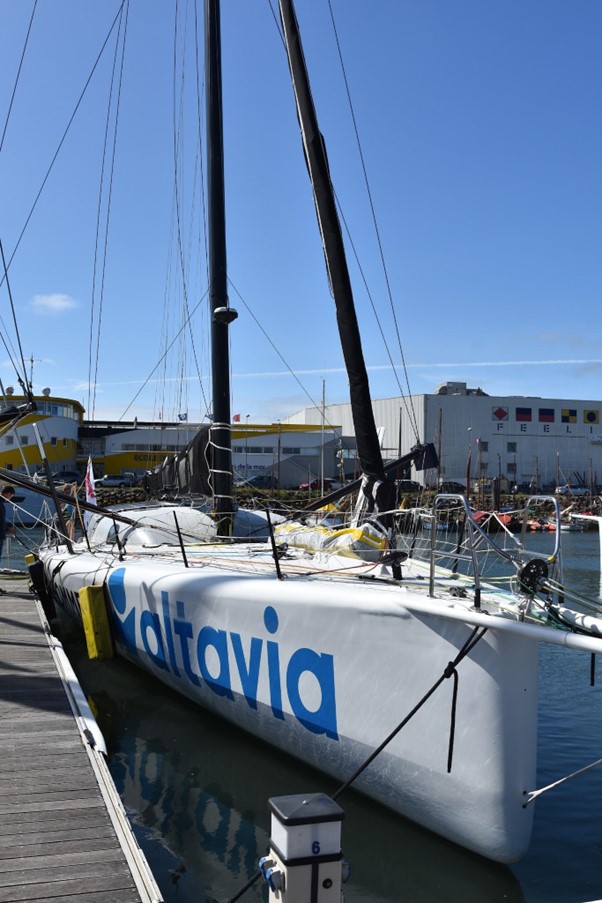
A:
[0,485,16,561]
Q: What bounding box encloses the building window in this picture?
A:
[507,462,516,473]
[479,441,489,452]
[5,436,13,446]
[51,437,57,446]
[507,442,517,453]
[21,436,28,444]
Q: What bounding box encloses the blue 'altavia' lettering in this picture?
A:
[106,572,338,740]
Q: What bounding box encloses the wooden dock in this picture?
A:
[0,572,163,903]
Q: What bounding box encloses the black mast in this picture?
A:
[206,0,237,535]
[278,0,386,501]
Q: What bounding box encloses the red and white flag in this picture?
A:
[84,455,96,525]
[233,413,241,422]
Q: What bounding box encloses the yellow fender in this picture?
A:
[79,585,114,660]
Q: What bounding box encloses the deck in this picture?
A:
[0,572,163,903]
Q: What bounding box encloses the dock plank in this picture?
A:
[0,885,141,903]
[0,581,162,902]
[0,825,115,849]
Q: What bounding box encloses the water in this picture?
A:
[39,531,602,902]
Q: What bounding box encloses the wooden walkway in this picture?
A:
[0,573,163,903]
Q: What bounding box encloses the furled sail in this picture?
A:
[279,0,385,488]
[279,0,437,518]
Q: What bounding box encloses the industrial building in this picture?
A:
[0,390,352,489]
[4,382,601,493]
[286,381,602,491]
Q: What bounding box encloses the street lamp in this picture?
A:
[245,414,250,478]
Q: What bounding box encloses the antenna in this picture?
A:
[28,353,42,389]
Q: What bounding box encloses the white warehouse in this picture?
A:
[286,381,602,490]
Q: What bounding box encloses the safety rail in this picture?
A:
[398,493,565,612]
[429,495,490,609]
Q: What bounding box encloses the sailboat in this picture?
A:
[30,0,602,865]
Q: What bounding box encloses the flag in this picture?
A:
[516,407,532,422]
[561,409,577,423]
[492,406,508,421]
[233,413,241,422]
[538,408,555,423]
[178,413,188,421]
[584,410,600,424]
[84,455,96,527]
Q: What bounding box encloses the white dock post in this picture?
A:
[259,793,347,902]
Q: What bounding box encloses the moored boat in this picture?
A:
[27,0,602,867]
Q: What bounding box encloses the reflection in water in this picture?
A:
[54,532,602,903]
[58,615,523,903]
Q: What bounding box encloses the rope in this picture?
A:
[223,623,488,902]
[0,1,128,291]
[332,625,488,800]
[445,663,459,773]
[0,241,31,393]
[0,0,38,154]
[88,1,130,421]
[226,870,262,903]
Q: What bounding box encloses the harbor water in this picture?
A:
[12,529,602,902]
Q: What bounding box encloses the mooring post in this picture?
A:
[259,793,347,902]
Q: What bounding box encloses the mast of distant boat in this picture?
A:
[205,0,237,536]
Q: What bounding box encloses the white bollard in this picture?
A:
[259,793,346,902]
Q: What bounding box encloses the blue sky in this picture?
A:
[1,0,601,426]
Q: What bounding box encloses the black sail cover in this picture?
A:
[279,0,386,496]
[143,425,213,496]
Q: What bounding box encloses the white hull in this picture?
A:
[39,542,573,863]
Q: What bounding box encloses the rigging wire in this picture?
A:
[193,0,211,420]
[333,196,420,443]
[88,0,130,422]
[152,0,211,425]
[0,0,128,293]
[227,278,347,446]
[154,196,179,422]
[0,0,38,155]
[169,0,209,420]
[166,0,191,425]
[118,287,211,422]
[106,0,211,428]
[0,240,32,395]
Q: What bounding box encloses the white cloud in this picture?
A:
[31,293,79,315]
